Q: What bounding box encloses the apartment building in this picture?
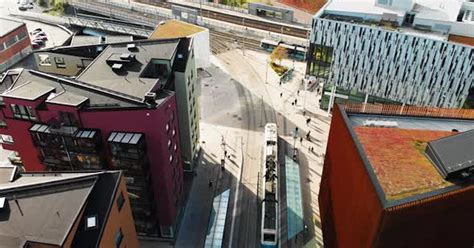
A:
[320,104,474,247]
[150,20,209,171]
[0,167,138,248]
[308,0,474,108]
[0,38,193,238]
[0,18,31,73]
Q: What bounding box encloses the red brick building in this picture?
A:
[319,104,474,247]
[0,18,31,73]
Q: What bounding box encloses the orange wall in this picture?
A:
[99,174,139,248]
[319,105,384,247]
[63,207,86,248]
[377,186,474,247]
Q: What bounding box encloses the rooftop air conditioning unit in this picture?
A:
[144,92,157,104]
[363,119,399,128]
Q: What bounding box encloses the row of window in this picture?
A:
[0,31,28,52]
[10,104,37,121]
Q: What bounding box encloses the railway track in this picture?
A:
[140,0,310,39]
[210,30,262,54]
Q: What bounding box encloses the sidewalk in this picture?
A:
[175,63,244,247]
[215,49,328,247]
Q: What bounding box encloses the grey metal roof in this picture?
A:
[0,18,24,37]
[426,129,474,179]
[46,91,89,107]
[0,171,122,247]
[76,39,179,102]
[3,81,55,101]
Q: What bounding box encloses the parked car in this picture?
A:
[30,29,43,36]
[18,4,28,11]
[31,39,45,45]
[31,42,41,49]
[33,34,48,41]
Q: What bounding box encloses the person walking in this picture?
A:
[306,117,311,125]
[295,99,298,105]
[300,137,303,143]
[280,92,283,98]
[297,90,300,96]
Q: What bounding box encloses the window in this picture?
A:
[86,215,97,229]
[172,129,176,137]
[10,104,36,120]
[0,135,13,145]
[5,36,17,48]
[174,143,177,151]
[117,191,125,212]
[0,120,6,128]
[17,32,27,41]
[38,54,51,66]
[0,43,5,52]
[168,139,172,148]
[170,112,174,121]
[60,111,78,126]
[165,123,170,132]
[115,228,124,248]
[54,57,66,68]
[169,154,173,163]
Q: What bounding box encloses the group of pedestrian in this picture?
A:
[308,146,314,153]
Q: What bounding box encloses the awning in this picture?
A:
[107,132,143,145]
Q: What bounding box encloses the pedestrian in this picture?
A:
[295,99,298,105]
[208,180,213,187]
[300,137,303,143]
[303,110,306,116]
[311,147,314,153]
[279,80,282,86]
[280,92,283,98]
[291,102,294,106]
[297,90,300,96]
[306,117,311,125]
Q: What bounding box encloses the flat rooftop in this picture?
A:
[149,20,205,40]
[319,0,469,41]
[77,39,179,102]
[70,35,133,46]
[0,18,24,37]
[348,113,474,202]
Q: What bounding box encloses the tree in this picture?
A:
[270,45,288,65]
[38,0,47,7]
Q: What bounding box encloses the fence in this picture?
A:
[342,103,474,120]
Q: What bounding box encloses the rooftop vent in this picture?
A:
[120,53,135,60]
[112,63,123,71]
[127,43,137,51]
[144,92,156,104]
[0,197,5,209]
[425,129,474,180]
[363,119,398,128]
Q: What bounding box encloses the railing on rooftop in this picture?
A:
[342,103,474,120]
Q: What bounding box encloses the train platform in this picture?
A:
[167,0,311,30]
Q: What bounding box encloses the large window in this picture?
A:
[307,44,333,79]
[10,104,36,121]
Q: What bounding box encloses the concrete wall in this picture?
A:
[174,42,199,171]
[193,30,210,69]
[309,17,474,108]
[34,51,93,76]
[99,174,139,248]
